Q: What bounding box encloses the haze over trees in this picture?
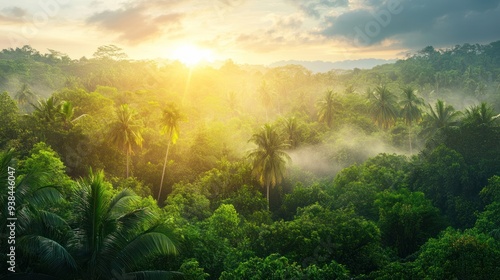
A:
[0,41,499,279]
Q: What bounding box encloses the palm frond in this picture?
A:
[26,186,64,208]
[115,232,178,272]
[107,189,140,219]
[18,235,77,274]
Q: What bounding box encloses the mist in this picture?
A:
[288,125,407,178]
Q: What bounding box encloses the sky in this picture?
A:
[0,0,499,64]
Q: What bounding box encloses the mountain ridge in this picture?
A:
[269,58,398,73]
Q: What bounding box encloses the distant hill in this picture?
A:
[269,59,397,73]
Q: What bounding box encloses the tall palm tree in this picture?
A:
[399,87,424,154]
[258,80,274,121]
[421,100,461,138]
[15,83,36,111]
[108,104,143,178]
[368,85,399,129]
[248,124,291,209]
[71,169,178,279]
[158,103,184,202]
[316,90,340,128]
[462,102,499,127]
[282,116,300,149]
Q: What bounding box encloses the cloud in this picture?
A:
[319,0,500,48]
[287,0,349,18]
[269,13,304,29]
[86,1,186,44]
[231,13,323,52]
[0,7,28,23]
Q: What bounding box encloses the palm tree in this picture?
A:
[15,83,36,111]
[108,104,143,178]
[0,149,75,278]
[258,80,274,121]
[72,169,178,279]
[282,116,300,148]
[368,85,399,129]
[316,90,340,128]
[248,124,291,209]
[5,165,177,279]
[57,101,88,130]
[158,103,184,202]
[14,168,178,279]
[32,96,60,122]
[421,100,461,138]
[399,87,424,154]
[462,102,499,127]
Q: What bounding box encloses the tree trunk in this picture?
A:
[408,124,413,155]
[266,181,270,210]
[158,132,172,202]
[126,149,130,178]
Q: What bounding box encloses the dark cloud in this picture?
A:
[287,0,349,18]
[0,7,28,23]
[86,1,185,44]
[319,0,500,48]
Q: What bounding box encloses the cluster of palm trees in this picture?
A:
[369,85,500,153]
[316,86,498,154]
[107,103,185,202]
[247,87,499,208]
[32,96,88,130]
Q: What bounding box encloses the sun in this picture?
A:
[171,44,214,67]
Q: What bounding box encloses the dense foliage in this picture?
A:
[1,41,499,279]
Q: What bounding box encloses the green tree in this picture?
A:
[248,124,291,209]
[375,189,443,257]
[0,149,72,278]
[108,104,143,178]
[256,205,384,275]
[15,83,36,111]
[164,182,211,222]
[409,145,476,228]
[462,102,499,127]
[421,100,461,139]
[399,87,424,153]
[179,258,210,280]
[71,169,178,279]
[281,116,300,148]
[220,253,351,280]
[413,228,500,279]
[207,204,241,245]
[0,92,19,148]
[316,90,341,128]
[57,100,87,130]
[368,86,398,129]
[32,96,60,123]
[258,80,274,121]
[158,102,184,201]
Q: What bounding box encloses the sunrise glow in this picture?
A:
[171,45,215,67]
